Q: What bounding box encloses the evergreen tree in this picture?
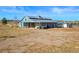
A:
[1,17,7,25]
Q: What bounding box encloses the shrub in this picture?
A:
[1,17,7,25]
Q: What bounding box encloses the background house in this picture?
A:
[65,21,79,28]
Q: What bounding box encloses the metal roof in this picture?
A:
[28,16,52,20]
[27,16,56,23]
[25,19,57,23]
[20,16,57,23]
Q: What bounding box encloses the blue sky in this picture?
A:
[0,6,79,21]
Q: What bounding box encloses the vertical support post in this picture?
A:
[30,23,31,27]
[39,21,41,29]
[54,23,55,28]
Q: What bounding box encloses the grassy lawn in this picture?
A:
[0,24,79,53]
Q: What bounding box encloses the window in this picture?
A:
[25,19,27,21]
[24,22,27,26]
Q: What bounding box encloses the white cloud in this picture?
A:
[51,7,79,14]
[0,6,27,14]
[35,10,43,16]
[35,10,49,17]
[1,9,25,13]
[51,7,62,14]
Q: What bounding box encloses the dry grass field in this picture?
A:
[0,24,79,53]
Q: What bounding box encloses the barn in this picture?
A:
[18,16,65,29]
